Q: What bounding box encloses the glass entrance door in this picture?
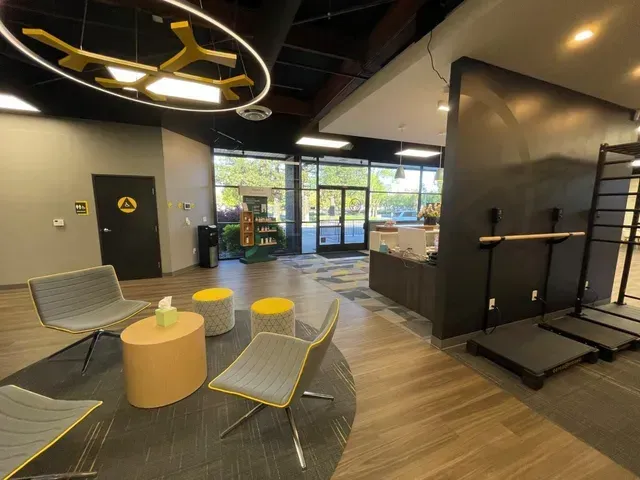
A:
[317,187,367,252]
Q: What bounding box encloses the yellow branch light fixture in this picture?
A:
[160,20,237,72]
[0,0,270,113]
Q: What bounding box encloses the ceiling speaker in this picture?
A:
[236,105,272,121]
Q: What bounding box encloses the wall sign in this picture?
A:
[243,195,267,216]
[118,196,137,214]
[239,186,272,198]
[75,201,89,215]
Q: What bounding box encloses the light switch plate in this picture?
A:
[202,216,207,223]
[53,219,65,227]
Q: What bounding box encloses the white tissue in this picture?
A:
[158,296,172,310]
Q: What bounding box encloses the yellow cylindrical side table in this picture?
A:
[121,312,207,408]
[192,288,235,336]
[250,297,295,339]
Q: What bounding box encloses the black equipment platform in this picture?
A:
[467,327,598,390]
[539,316,638,361]
[585,303,640,323]
[577,307,640,336]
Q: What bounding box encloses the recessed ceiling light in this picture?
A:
[146,77,221,103]
[296,137,351,149]
[395,149,440,158]
[107,66,146,83]
[632,159,640,167]
[0,93,39,112]
[574,29,594,42]
[437,101,450,112]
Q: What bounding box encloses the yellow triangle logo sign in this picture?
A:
[118,196,137,214]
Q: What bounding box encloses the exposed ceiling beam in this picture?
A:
[309,0,428,125]
[275,60,371,80]
[262,94,310,116]
[292,0,394,26]
[281,43,355,62]
[251,0,302,72]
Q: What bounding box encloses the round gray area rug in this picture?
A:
[2,311,356,479]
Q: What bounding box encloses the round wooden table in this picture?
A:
[121,312,207,408]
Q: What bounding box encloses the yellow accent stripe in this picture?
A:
[250,297,295,315]
[192,288,233,302]
[27,265,150,334]
[208,299,340,408]
[3,385,103,480]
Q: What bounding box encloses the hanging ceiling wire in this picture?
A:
[234,0,254,99]
[134,8,139,99]
[79,0,89,50]
[199,0,222,80]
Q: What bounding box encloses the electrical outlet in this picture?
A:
[531,290,538,301]
[489,298,496,310]
[585,280,590,289]
[193,248,197,255]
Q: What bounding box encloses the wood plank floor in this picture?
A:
[0,261,634,479]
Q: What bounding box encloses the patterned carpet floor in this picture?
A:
[1,312,356,480]
[281,254,432,339]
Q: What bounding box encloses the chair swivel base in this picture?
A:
[220,391,335,470]
[47,329,121,374]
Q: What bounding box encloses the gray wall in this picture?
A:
[434,58,636,340]
[162,128,213,272]
[0,115,212,285]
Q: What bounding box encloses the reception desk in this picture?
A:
[369,250,436,320]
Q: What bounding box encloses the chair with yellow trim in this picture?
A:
[0,384,102,480]
[208,299,340,470]
[28,265,150,374]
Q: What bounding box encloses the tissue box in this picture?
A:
[155,307,178,327]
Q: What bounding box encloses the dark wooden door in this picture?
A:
[93,175,162,280]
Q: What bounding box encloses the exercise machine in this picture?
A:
[467,208,598,390]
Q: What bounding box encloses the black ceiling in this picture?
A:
[0,0,463,159]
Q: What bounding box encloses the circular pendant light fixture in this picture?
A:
[0,0,271,113]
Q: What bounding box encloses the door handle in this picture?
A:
[102,228,112,233]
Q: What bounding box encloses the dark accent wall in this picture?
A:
[434,57,636,340]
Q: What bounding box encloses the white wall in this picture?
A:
[0,115,213,285]
[161,128,213,272]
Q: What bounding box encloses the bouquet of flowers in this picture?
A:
[418,203,441,220]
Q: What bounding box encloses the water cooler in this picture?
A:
[198,225,219,268]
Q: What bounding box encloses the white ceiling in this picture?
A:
[319,0,640,146]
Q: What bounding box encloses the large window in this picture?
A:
[369,164,420,222]
[214,151,298,259]
[301,158,318,253]
[213,150,445,258]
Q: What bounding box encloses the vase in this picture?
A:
[424,217,437,225]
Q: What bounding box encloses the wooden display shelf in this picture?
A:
[257,230,277,233]
[259,242,278,246]
[240,212,254,247]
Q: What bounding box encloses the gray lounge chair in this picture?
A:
[0,385,102,480]
[28,266,150,374]
[209,299,340,469]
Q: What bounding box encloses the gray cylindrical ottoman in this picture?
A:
[250,297,295,339]
[192,288,235,336]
